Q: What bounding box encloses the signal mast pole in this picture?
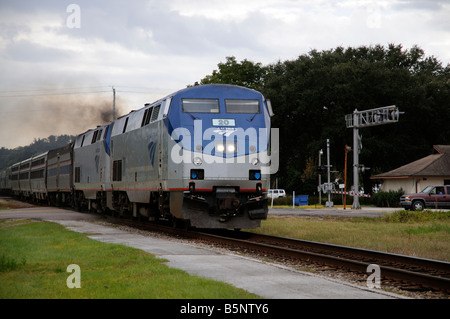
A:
[345,106,403,209]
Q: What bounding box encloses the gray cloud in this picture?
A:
[3,39,72,62]
[0,0,449,148]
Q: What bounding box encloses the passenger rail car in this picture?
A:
[1,84,274,229]
[47,144,73,206]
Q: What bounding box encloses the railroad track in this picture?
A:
[106,216,450,294]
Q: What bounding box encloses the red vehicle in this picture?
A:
[400,185,450,210]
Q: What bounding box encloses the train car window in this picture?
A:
[225,99,260,113]
[182,98,219,113]
[97,129,103,142]
[30,169,44,179]
[31,158,45,167]
[122,117,129,133]
[19,172,29,180]
[162,98,172,117]
[151,105,160,122]
[91,131,98,144]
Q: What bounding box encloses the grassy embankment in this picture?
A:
[0,220,260,299]
[253,209,450,262]
[1,197,448,298]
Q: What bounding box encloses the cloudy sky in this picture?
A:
[1,0,449,148]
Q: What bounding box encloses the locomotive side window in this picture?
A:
[182,98,219,113]
[91,129,103,143]
[122,117,129,133]
[225,99,260,113]
[91,131,98,144]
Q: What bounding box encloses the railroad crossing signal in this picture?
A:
[345,105,403,128]
[345,106,403,209]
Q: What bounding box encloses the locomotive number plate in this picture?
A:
[212,119,235,127]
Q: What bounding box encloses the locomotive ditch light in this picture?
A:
[189,182,195,193]
[190,169,204,180]
[251,157,259,166]
[249,169,261,180]
[193,157,203,166]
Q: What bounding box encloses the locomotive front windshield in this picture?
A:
[181,98,261,114]
[182,98,219,113]
[225,99,260,113]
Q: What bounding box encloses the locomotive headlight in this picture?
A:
[215,142,237,154]
[193,157,203,166]
[216,144,225,153]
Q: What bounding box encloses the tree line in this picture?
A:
[198,44,450,194]
[0,135,75,171]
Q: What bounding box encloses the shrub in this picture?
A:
[371,189,404,207]
[271,195,293,206]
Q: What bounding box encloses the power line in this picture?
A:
[0,90,111,98]
[0,86,108,94]
[0,85,171,98]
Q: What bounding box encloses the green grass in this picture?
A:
[253,210,450,262]
[0,220,260,299]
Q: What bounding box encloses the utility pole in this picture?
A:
[112,86,116,120]
[325,139,333,208]
[345,106,403,209]
[352,112,361,209]
[318,149,323,206]
[344,145,351,210]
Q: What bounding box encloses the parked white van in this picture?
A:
[267,189,286,198]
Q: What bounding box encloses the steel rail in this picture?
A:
[105,217,450,293]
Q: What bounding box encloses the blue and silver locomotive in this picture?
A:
[1,84,275,229]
